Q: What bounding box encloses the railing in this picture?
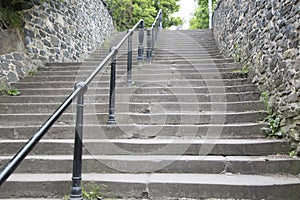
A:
[0,9,162,200]
[146,9,163,62]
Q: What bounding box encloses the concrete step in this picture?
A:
[17,85,259,95]
[149,58,235,65]
[0,139,289,156]
[0,101,265,114]
[1,155,299,175]
[86,55,226,62]
[87,52,225,59]
[39,63,242,71]
[11,79,253,89]
[21,72,249,82]
[0,123,265,140]
[35,67,243,76]
[0,92,261,104]
[1,173,299,199]
[0,111,267,126]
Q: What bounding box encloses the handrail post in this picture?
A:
[156,21,159,42]
[159,10,163,30]
[108,47,118,124]
[146,28,152,62]
[151,28,155,56]
[69,81,87,200]
[137,20,144,61]
[127,29,133,86]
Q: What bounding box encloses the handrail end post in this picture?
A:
[69,81,87,200]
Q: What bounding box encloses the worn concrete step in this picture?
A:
[17,85,259,96]
[0,123,265,140]
[1,155,299,175]
[39,63,242,71]
[0,92,261,104]
[87,51,224,58]
[86,55,226,62]
[0,139,289,156]
[22,72,249,82]
[1,173,299,199]
[35,67,243,77]
[0,111,267,126]
[150,58,235,65]
[0,101,265,114]
[11,79,253,89]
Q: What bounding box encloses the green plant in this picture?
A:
[232,65,249,75]
[260,91,284,138]
[63,184,108,200]
[261,91,272,115]
[261,116,284,138]
[232,43,242,62]
[27,68,38,76]
[6,89,20,96]
[242,65,249,74]
[82,183,108,200]
[289,150,297,157]
[0,6,23,29]
[0,81,21,96]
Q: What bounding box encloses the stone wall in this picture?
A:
[213,0,299,153]
[24,0,114,62]
[0,0,114,85]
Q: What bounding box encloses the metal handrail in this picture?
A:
[0,9,162,200]
[147,9,163,61]
[0,9,162,199]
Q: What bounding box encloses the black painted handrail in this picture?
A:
[0,9,162,200]
[147,9,163,61]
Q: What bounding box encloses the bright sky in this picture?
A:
[171,0,198,30]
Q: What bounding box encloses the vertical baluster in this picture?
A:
[108,47,117,124]
[70,81,87,200]
[159,10,163,30]
[146,28,152,62]
[152,28,155,56]
[137,20,144,61]
[127,29,133,86]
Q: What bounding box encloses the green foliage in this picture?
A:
[261,116,284,138]
[107,0,182,31]
[6,89,21,96]
[232,43,242,62]
[82,184,108,200]
[27,68,38,76]
[190,0,217,29]
[153,0,182,28]
[261,91,272,115]
[289,150,297,157]
[0,6,23,29]
[260,91,283,138]
[0,81,20,96]
[242,65,249,74]
[63,184,108,200]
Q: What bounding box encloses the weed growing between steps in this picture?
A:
[26,68,38,76]
[64,183,108,200]
[289,150,297,157]
[232,65,249,77]
[0,80,20,96]
[260,91,284,138]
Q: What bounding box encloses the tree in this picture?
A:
[107,0,182,31]
[190,0,217,29]
[153,0,182,28]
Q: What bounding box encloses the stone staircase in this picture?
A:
[0,30,299,199]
